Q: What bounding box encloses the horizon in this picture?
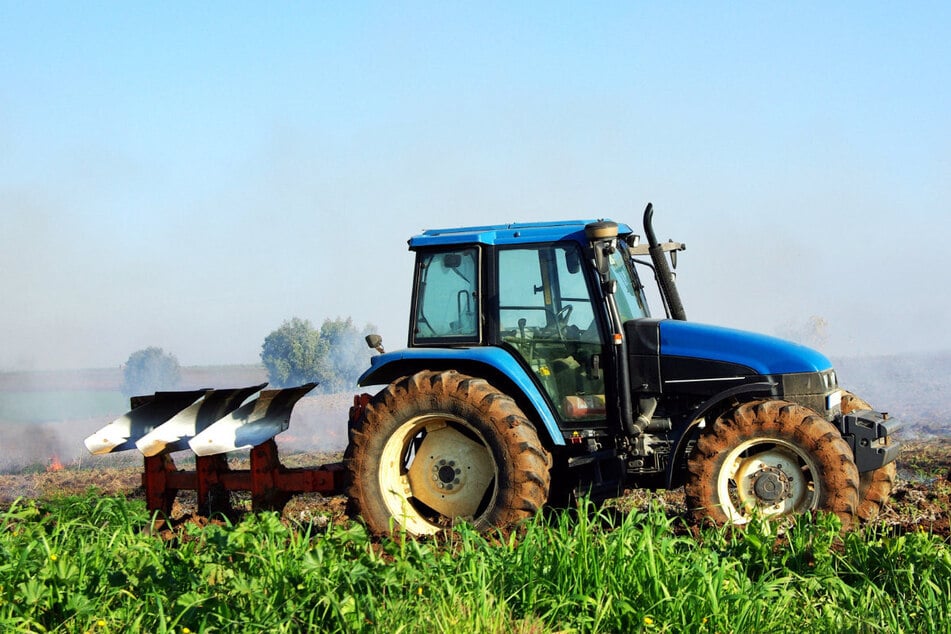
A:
[2,345,950,380]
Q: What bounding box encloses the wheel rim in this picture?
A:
[717,438,821,523]
[378,414,498,535]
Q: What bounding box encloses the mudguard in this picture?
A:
[358,347,565,446]
[664,381,780,488]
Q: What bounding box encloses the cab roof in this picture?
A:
[408,219,634,249]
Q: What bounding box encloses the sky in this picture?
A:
[1,2,949,372]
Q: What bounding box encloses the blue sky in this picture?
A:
[1,2,948,371]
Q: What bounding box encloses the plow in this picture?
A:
[84,383,352,517]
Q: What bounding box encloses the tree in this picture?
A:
[122,347,181,396]
[260,317,322,388]
[260,316,375,391]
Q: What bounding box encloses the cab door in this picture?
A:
[495,243,608,422]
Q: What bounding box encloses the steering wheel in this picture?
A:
[554,304,573,340]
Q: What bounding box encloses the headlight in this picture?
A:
[826,389,842,411]
[782,372,830,395]
[820,369,837,390]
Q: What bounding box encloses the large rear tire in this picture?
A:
[685,400,859,528]
[841,391,898,522]
[345,370,551,535]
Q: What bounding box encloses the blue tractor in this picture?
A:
[345,204,901,535]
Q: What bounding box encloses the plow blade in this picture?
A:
[189,383,317,456]
[135,384,267,457]
[84,389,209,455]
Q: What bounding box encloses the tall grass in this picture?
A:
[1,494,948,633]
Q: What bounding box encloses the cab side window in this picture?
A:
[413,248,480,343]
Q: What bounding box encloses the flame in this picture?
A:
[47,455,64,472]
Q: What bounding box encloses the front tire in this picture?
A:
[685,400,859,528]
[345,370,551,535]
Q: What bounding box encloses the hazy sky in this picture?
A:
[1,2,949,372]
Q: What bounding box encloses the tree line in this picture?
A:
[121,317,375,396]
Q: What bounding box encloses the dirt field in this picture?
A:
[3,439,949,537]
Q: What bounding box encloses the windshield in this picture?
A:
[609,245,649,321]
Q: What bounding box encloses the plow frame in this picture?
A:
[141,440,346,516]
[133,392,375,518]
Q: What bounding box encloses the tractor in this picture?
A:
[85,203,901,535]
[345,203,901,535]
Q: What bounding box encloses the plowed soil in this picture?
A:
[3,440,950,537]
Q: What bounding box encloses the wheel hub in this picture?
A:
[405,423,496,518]
[434,460,462,490]
[750,465,791,502]
[723,444,816,521]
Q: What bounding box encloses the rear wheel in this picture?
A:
[841,391,898,522]
[346,370,551,535]
[685,400,859,528]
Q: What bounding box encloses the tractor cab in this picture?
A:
[404,219,652,432]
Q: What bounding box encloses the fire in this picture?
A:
[47,455,64,472]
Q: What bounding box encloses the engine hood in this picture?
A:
[658,320,833,375]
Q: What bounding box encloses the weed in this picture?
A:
[1,493,949,632]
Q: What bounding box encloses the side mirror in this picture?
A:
[592,240,615,279]
[565,249,581,274]
[365,334,385,354]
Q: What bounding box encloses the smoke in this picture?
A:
[0,424,65,473]
[775,315,829,349]
[0,392,353,475]
[0,369,124,472]
[0,418,107,474]
[833,352,951,437]
[278,392,354,452]
[316,318,376,394]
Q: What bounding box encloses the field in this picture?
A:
[1,439,950,633]
[1,360,950,632]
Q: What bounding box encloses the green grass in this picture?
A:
[0,391,127,424]
[1,495,949,633]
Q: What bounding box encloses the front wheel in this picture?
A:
[345,370,551,535]
[685,400,859,528]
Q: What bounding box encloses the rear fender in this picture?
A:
[358,347,565,447]
[664,381,779,488]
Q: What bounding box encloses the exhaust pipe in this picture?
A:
[643,203,687,321]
